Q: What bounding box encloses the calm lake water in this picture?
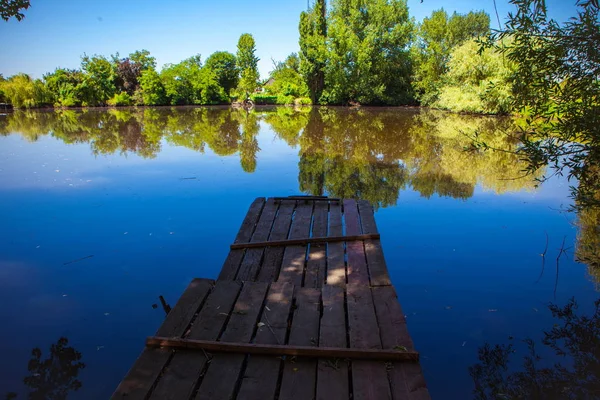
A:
[0,106,598,399]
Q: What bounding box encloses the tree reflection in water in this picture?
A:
[1,105,598,281]
[5,337,85,399]
[470,298,600,400]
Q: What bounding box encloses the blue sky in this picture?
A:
[0,0,578,80]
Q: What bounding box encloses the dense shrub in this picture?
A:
[251,94,277,105]
[107,92,133,106]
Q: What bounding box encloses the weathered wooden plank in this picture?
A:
[305,202,328,288]
[357,200,378,234]
[278,288,321,400]
[257,201,295,282]
[278,202,313,285]
[195,282,269,400]
[112,279,214,400]
[344,199,370,285]
[237,282,294,400]
[237,198,279,281]
[358,200,392,286]
[219,198,266,280]
[149,281,241,400]
[316,285,349,400]
[147,337,418,361]
[347,284,391,400]
[327,202,346,286]
[230,233,380,250]
[373,286,430,400]
[343,199,361,236]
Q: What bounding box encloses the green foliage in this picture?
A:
[235,33,260,100]
[251,94,277,105]
[139,69,167,106]
[0,0,30,21]
[0,73,52,108]
[205,51,239,96]
[107,92,133,107]
[434,39,514,114]
[43,68,85,107]
[485,0,600,208]
[79,55,117,106]
[295,97,312,106]
[299,0,328,103]
[412,9,490,104]
[322,0,415,105]
[267,53,309,103]
[129,49,157,71]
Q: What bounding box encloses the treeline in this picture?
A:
[0,33,262,108]
[0,1,513,113]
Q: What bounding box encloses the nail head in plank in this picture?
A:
[149,281,242,400]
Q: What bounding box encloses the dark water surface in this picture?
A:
[0,107,598,399]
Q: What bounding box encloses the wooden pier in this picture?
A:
[112,197,430,400]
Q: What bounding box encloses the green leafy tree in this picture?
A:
[205,51,239,96]
[434,39,515,114]
[485,0,600,208]
[323,0,414,105]
[139,68,167,105]
[298,0,328,103]
[412,9,490,104]
[160,56,201,105]
[79,54,117,106]
[0,0,30,21]
[129,49,157,71]
[267,53,309,104]
[43,68,85,107]
[1,73,52,108]
[235,33,260,101]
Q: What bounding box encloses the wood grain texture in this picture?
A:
[237,198,279,281]
[112,279,214,400]
[195,282,269,400]
[347,284,391,400]
[148,281,241,400]
[218,198,266,280]
[257,201,295,282]
[236,282,294,400]
[316,285,349,400]
[278,202,313,285]
[278,288,321,400]
[326,202,346,286]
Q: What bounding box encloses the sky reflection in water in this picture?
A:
[0,107,597,399]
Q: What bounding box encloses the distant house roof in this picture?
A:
[263,77,275,86]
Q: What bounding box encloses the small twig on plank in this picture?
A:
[262,311,280,345]
[63,255,94,265]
